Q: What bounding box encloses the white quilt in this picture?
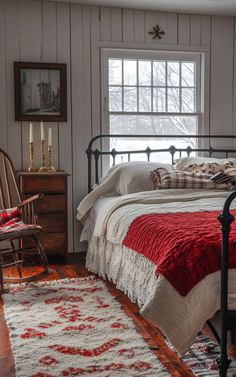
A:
[77,189,236,354]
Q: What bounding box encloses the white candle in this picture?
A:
[40,121,45,140]
[29,122,33,143]
[48,128,52,146]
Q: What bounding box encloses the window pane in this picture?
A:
[107,55,199,121]
[109,59,122,85]
[124,86,137,111]
[167,88,180,112]
[181,62,195,87]
[153,88,166,112]
[110,114,197,136]
[139,87,152,112]
[153,61,166,86]
[109,86,122,111]
[139,61,151,86]
[109,114,197,163]
[167,62,180,86]
[124,60,137,85]
[182,88,195,112]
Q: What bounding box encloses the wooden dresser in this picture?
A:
[18,171,68,256]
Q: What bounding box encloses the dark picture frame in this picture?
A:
[14,62,67,122]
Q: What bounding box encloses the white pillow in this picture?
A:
[105,161,174,195]
[175,156,236,171]
[77,161,174,220]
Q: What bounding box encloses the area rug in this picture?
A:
[2,276,174,377]
[177,334,236,376]
[2,276,236,377]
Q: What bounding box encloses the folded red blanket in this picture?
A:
[122,210,236,296]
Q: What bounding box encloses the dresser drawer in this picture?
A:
[39,233,67,254]
[35,194,67,213]
[38,214,66,233]
[20,174,67,193]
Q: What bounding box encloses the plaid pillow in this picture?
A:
[151,168,235,190]
[0,207,20,227]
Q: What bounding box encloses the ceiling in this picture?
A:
[48,0,236,16]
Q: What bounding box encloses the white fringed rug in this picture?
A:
[3,276,172,377]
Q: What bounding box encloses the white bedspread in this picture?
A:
[78,189,236,354]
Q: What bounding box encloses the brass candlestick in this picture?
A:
[39,140,47,172]
[28,142,37,172]
[47,145,56,172]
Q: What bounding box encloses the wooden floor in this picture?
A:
[0,258,235,377]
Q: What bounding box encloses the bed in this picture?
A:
[77,134,236,376]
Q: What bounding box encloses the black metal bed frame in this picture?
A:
[86,134,236,377]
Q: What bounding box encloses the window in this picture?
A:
[102,49,203,163]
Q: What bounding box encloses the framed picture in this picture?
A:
[14,62,67,122]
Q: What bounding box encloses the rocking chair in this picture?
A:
[0,148,49,291]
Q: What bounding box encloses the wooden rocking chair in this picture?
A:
[0,148,49,291]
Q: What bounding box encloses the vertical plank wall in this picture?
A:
[0,0,235,252]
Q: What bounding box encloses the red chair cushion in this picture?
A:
[0,219,42,238]
[0,207,42,239]
[0,207,20,226]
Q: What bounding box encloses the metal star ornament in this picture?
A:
[149,24,165,40]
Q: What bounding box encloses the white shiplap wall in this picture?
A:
[0,0,235,252]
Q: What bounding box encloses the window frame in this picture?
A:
[101,48,203,135]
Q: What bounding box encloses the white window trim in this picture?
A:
[101,48,204,135]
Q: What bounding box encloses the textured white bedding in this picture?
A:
[80,196,119,243]
[93,195,120,221]
[79,189,236,354]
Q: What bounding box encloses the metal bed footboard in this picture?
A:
[217,192,236,377]
[86,134,236,376]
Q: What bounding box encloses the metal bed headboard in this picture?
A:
[86,134,236,192]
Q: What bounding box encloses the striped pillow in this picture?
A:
[151,168,234,190]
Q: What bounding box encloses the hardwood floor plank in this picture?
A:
[58,264,85,278]
[73,263,93,277]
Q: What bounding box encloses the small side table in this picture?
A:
[18,171,69,256]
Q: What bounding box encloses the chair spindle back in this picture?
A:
[21,201,37,225]
[0,149,21,210]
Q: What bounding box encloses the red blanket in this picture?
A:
[122,210,236,296]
